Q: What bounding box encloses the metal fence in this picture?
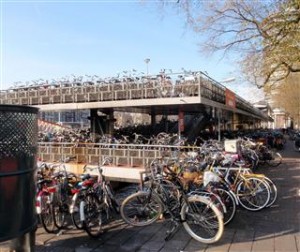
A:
[38,142,201,169]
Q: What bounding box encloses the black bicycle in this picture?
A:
[120,159,224,244]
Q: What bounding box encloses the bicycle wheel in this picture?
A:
[264,177,278,207]
[266,151,282,167]
[52,190,69,229]
[120,191,163,227]
[236,177,270,211]
[189,190,226,220]
[38,193,56,233]
[181,195,224,244]
[83,194,104,238]
[213,188,237,225]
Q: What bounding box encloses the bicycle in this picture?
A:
[221,165,277,208]
[210,162,271,211]
[120,159,224,244]
[255,143,282,167]
[36,162,57,233]
[70,157,120,238]
[50,157,79,230]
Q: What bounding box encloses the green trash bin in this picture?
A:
[0,105,39,247]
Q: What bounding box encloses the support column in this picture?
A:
[178,109,184,139]
[217,108,221,141]
[232,112,239,130]
[90,109,116,138]
[106,109,115,136]
[90,109,105,140]
[151,110,156,129]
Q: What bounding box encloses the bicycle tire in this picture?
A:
[83,194,104,238]
[181,195,224,244]
[266,151,282,167]
[188,190,226,220]
[52,188,69,230]
[264,177,278,207]
[38,193,56,233]
[213,188,237,225]
[120,191,163,227]
[52,202,67,229]
[236,177,270,211]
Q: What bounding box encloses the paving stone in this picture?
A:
[158,239,189,252]
[252,232,274,252]
[103,227,142,246]
[137,249,160,252]
[228,229,254,252]
[205,229,235,252]
[295,234,300,252]
[120,228,159,252]
[138,240,165,251]
[274,234,298,252]
[36,246,74,252]
[92,244,120,252]
[181,239,208,252]
[75,247,93,252]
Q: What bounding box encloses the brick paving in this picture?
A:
[1,139,299,252]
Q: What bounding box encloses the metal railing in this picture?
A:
[1,71,267,119]
[38,142,201,168]
[0,80,201,105]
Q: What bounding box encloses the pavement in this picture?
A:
[1,139,299,252]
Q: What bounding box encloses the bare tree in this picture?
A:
[160,0,300,88]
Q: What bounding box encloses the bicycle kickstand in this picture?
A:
[165,219,180,241]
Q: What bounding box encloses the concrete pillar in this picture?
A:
[151,110,156,129]
[232,113,239,130]
[217,108,221,141]
[178,110,184,138]
[90,109,106,140]
[106,109,115,136]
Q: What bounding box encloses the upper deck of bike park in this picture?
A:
[0,71,268,120]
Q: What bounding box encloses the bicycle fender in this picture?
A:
[36,195,42,214]
[69,193,78,214]
[80,201,85,221]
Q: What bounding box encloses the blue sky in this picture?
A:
[0,0,264,100]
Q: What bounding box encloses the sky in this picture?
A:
[0,0,264,101]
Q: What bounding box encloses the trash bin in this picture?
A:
[0,105,39,248]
